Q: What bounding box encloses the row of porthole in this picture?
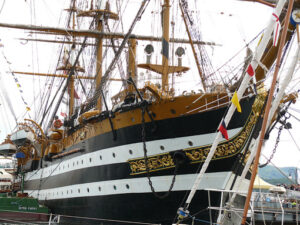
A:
[159,140,194,151]
[47,140,194,174]
[45,151,118,174]
[40,184,131,197]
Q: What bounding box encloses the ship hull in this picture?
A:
[23,95,262,224]
[41,189,239,225]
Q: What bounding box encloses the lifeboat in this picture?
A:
[78,110,100,124]
[48,130,63,141]
[11,130,35,146]
[0,143,17,156]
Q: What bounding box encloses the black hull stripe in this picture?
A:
[24,153,247,190]
[62,97,255,154]
[37,190,245,225]
[24,97,255,189]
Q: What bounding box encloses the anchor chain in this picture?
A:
[259,123,283,168]
[141,104,178,199]
[259,111,290,168]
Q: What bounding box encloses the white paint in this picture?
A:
[26,171,233,200]
[25,128,241,181]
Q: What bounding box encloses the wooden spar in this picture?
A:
[128,38,137,93]
[179,2,207,92]
[68,0,77,116]
[161,0,170,92]
[0,23,218,45]
[18,38,126,48]
[95,18,103,110]
[12,71,95,79]
[240,0,294,224]
[19,38,96,46]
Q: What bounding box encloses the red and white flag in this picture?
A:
[246,63,255,77]
[219,120,229,140]
[272,12,281,47]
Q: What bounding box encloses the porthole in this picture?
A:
[113,185,117,190]
[67,190,69,194]
[112,153,116,158]
[61,191,63,195]
[78,189,80,193]
[98,186,101,191]
[89,158,92,163]
[170,109,176,114]
[188,141,193,146]
[73,162,75,167]
[160,145,165,151]
[81,160,83,164]
[71,190,73,194]
[129,149,133,155]
[100,155,102,160]
[77,161,79,165]
[87,188,89,193]
[126,184,130,189]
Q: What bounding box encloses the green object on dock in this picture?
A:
[0,196,48,213]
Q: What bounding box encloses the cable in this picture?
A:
[286,129,300,154]
[0,0,5,15]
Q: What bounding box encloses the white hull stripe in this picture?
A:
[25,172,246,201]
[25,128,241,182]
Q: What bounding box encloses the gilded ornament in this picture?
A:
[129,94,266,175]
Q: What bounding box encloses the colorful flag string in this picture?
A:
[1,50,31,116]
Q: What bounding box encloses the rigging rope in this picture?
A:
[45,16,96,132]
[85,0,151,110]
[0,0,5,15]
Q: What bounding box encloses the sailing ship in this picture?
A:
[0,0,299,224]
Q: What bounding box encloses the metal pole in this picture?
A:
[208,190,212,225]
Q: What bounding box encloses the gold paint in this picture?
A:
[128,94,266,175]
[129,154,175,175]
[295,11,300,20]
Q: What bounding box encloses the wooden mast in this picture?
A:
[128,38,137,93]
[95,13,104,110]
[77,1,119,110]
[240,1,294,224]
[161,0,170,92]
[137,0,190,97]
[69,0,76,116]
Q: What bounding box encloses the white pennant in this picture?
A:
[272,12,281,46]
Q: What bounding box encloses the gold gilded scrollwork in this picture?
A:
[129,154,175,175]
[185,110,257,163]
[128,94,266,175]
